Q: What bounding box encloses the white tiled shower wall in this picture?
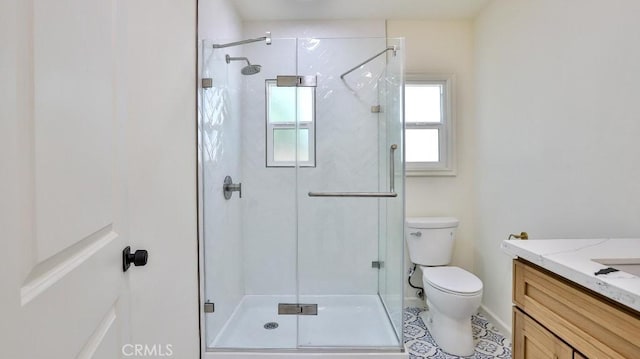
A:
[240,21,388,295]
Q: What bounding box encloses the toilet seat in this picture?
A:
[407,217,459,229]
[421,266,483,296]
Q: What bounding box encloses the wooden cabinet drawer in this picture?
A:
[513,259,640,358]
[513,307,573,359]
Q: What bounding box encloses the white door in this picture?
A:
[1,0,198,358]
[1,0,131,358]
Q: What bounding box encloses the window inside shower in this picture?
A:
[198,36,405,352]
[265,79,315,167]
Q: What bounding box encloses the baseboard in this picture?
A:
[404,297,425,309]
[479,305,511,339]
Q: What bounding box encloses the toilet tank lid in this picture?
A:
[406,217,459,229]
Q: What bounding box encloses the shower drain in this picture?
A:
[263,322,279,330]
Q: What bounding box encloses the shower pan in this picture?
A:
[198,36,405,357]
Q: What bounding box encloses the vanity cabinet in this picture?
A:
[512,259,640,359]
[513,308,573,358]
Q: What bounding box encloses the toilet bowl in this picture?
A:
[405,217,483,357]
[420,266,482,356]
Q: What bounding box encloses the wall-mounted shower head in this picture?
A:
[225,54,262,75]
[241,64,261,75]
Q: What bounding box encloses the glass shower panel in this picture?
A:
[295,37,404,349]
[378,37,405,341]
[200,37,299,350]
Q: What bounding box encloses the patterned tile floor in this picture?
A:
[404,307,512,359]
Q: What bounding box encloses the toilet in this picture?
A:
[405,217,483,357]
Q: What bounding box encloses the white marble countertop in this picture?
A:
[501,238,640,313]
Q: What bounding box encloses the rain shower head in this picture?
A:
[241,64,261,75]
[225,54,262,75]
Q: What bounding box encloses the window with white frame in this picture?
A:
[405,75,455,175]
[265,80,315,167]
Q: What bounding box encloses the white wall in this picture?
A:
[125,0,199,357]
[199,0,243,41]
[198,0,245,345]
[240,21,389,295]
[244,20,385,39]
[386,20,476,298]
[474,0,640,329]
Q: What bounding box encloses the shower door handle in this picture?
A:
[389,144,397,193]
[308,144,398,198]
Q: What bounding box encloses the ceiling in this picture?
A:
[231,0,492,21]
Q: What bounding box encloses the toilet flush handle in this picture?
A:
[409,232,422,237]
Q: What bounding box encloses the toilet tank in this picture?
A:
[405,217,459,266]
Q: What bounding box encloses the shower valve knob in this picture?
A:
[223,176,242,199]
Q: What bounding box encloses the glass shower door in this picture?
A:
[201,37,300,350]
[295,37,405,349]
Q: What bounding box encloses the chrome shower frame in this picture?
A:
[212,31,272,49]
[340,45,398,79]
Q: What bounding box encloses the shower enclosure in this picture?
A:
[198,34,405,356]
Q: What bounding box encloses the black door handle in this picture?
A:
[123,246,148,272]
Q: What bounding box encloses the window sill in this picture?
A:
[405,168,457,177]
